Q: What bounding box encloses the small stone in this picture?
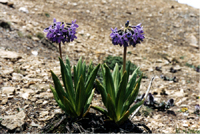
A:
[1,98,8,104]
[2,87,15,95]
[39,111,49,118]
[31,50,38,56]
[30,121,41,128]
[1,50,22,62]
[0,110,26,130]
[0,0,8,4]
[12,73,23,81]
[1,68,14,75]
[21,93,29,99]
[19,7,29,13]
[37,92,53,99]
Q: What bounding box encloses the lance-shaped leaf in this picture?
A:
[77,57,83,79]
[96,79,107,106]
[51,70,67,103]
[59,58,75,107]
[85,64,100,94]
[112,63,120,93]
[82,61,86,82]
[63,96,77,117]
[116,71,128,119]
[50,85,66,112]
[66,56,71,76]
[104,64,115,103]
[117,111,129,125]
[73,65,78,91]
[75,75,85,116]
[107,94,117,121]
[121,74,142,115]
[83,88,95,116]
[91,106,108,116]
[125,67,139,100]
[129,99,144,115]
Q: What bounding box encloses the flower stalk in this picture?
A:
[59,43,63,60]
[123,46,127,73]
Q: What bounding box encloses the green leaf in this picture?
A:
[125,67,139,100]
[51,70,67,103]
[117,110,129,125]
[96,79,107,107]
[82,61,86,82]
[104,64,115,104]
[77,57,83,79]
[116,71,128,120]
[73,66,78,91]
[112,63,120,93]
[101,64,106,87]
[85,64,100,94]
[107,94,117,121]
[87,61,93,79]
[66,56,71,76]
[83,88,95,116]
[59,58,75,107]
[122,74,142,115]
[91,106,108,116]
[63,96,77,117]
[75,76,85,116]
[50,85,66,112]
[129,100,144,115]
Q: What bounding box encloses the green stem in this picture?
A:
[123,46,127,73]
[59,43,63,60]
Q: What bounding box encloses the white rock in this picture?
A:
[0,110,26,130]
[0,50,22,62]
[31,50,38,56]
[2,87,15,95]
[1,68,14,75]
[19,7,29,13]
[39,111,49,118]
[12,73,23,81]
[30,121,42,128]
[21,93,29,99]
[0,0,8,4]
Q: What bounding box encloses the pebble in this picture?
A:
[2,87,15,95]
[19,7,29,13]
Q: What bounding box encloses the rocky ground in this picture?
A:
[0,0,199,133]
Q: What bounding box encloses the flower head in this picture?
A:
[44,18,79,44]
[110,20,145,47]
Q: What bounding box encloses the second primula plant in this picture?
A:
[44,19,145,125]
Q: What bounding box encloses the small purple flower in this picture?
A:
[147,93,154,105]
[195,104,200,113]
[44,18,78,44]
[110,20,144,47]
[167,99,174,106]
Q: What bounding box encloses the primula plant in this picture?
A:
[91,21,145,125]
[50,56,100,117]
[44,18,78,60]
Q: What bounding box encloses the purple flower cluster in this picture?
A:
[110,20,144,47]
[44,18,79,43]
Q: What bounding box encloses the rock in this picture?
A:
[0,50,22,62]
[39,111,49,118]
[1,98,8,104]
[12,73,23,81]
[20,93,29,99]
[101,0,107,4]
[31,50,38,56]
[185,34,199,48]
[1,87,15,95]
[1,68,14,75]
[19,7,29,13]
[36,92,53,99]
[30,121,42,128]
[0,0,8,4]
[0,110,26,130]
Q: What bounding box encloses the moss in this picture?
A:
[36,32,45,40]
[26,34,32,39]
[103,55,143,76]
[45,12,50,18]
[17,31,23,37]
